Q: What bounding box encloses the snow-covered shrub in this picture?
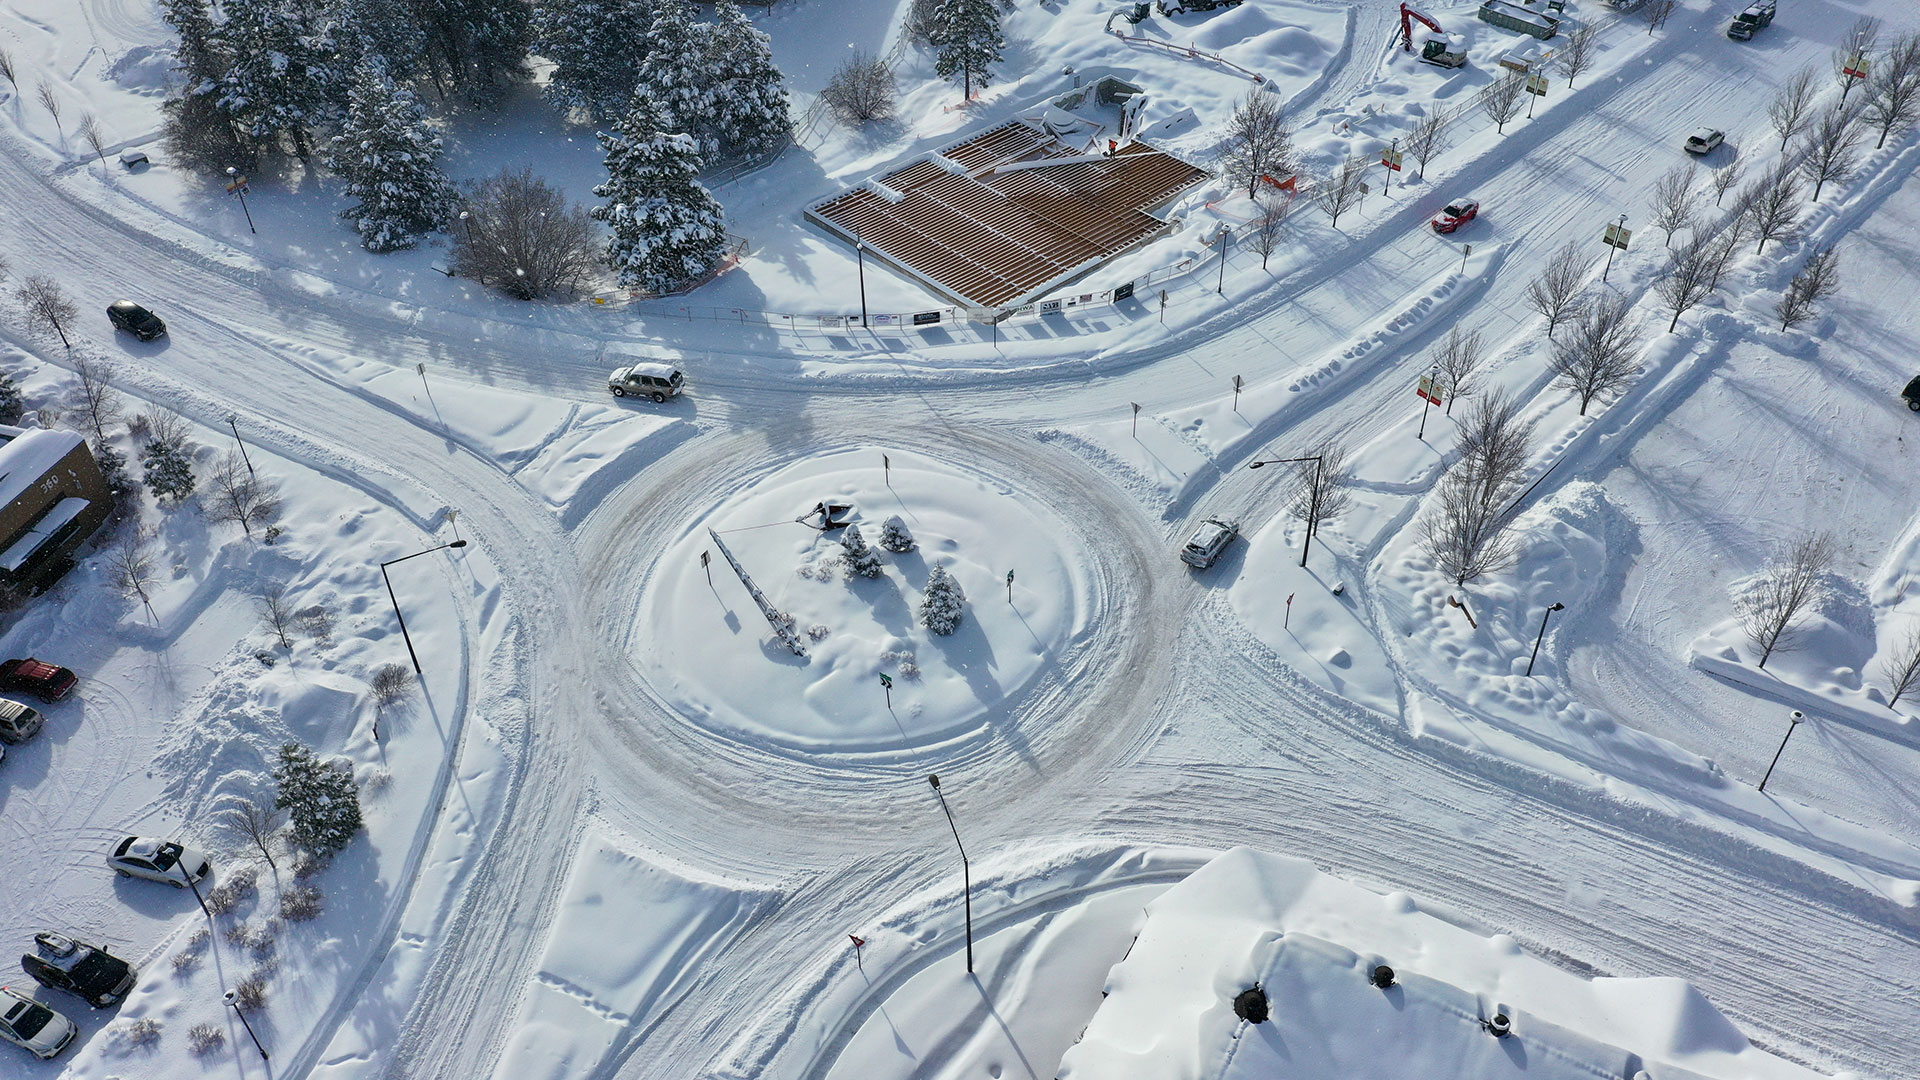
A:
[0,372,23,425]
[899,659,920,679]
[249,918,282,957]
[234,973,269,1011]
[879,515,915,552]
[120,1017,163,1049]
[224,922,253,946]
[292,849,328,880]
[919,565,966,636]
[205,866,258,915]
[298,605,335,646]
[361,765,392,794]
[274,742,363,858]
[280,884,324,922]
[840,524,883,578]
[370,663,415,706]
[188,1024,225,1055]
[170,949,200,975]
[807,623,831,641]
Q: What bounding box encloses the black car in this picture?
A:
[1904,374,1920,412]
[105,300,167,341]
[21,934,136,1008]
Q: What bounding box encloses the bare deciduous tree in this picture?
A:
[1648,163,1699,246]
[0,47,16,93]
[261,583,296,648]
[1421,391,1533,585]
[1708,150,1744,206]
[1656,232,1718,332]
[17,275,77,348]
[1250,191,1294,270]
[1549,292,1641,414]
[1454,388,1534,499]
[1741,163,1802,255]
[1286,437,1352,567]
[73,354,123,441]
[1768,67,1819,151]
[104,526,157,617]
[1835,16,1882,102]
[144,408,194,452]
[1881,622,1920,709]
[1405,108,1450,179]
[1775,246,1841,330]
[1737,532,1835,668]
[220,794,284,871]
[1645,0,1677,34]
[36,81,62,137]
[1558,25,1601,88]
[205,449,279,538]
[78,113,109,171]
[1703,212,1753,290]
[1432,325,1485,414]
[1314,157,1367,228]
[1799,105,1861,202]
[821,51,896,125]
[1219,89,1295,200]
[370,663,416,706]
[1862,33,1920,149]
[1526,240,1587,339]
[449,168,599,301]
[1483,70,1527,135]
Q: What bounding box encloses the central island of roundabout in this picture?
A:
[634,446,1095,755]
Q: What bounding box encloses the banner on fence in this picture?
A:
[913,311,942,326]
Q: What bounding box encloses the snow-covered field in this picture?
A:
[2,0,1918,1079]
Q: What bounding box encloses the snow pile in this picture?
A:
[1061,848,1826,1080]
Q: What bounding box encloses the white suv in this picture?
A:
[1181,518,1240,568]
[608,363,684,402]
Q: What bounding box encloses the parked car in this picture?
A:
[1727,0,1773,39]
[0,660,75,704]
[1156,0,1242,12]
[21,934,136,1008]
[105,300,167,341]
[1181,518,1240,569]
[1902,374,1920,412]
[106,837,210,889]
[1430,198,1480,234]
[0,987,75,1060]
[1684,128,1725,155]
[607,362,684,402]
[0,700,43,744]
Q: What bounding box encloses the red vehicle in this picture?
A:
[1430,198,1479,234]
[0,659,76,703]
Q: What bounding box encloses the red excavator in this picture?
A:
[1398,2,1442,50]
[1400,3,1467,68]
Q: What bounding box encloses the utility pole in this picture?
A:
[1216,224,1231,295]
[855,228,869,329]
[379,540,469,674]
[927,774,974,974]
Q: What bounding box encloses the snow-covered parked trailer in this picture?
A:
[1477,0,1560,40]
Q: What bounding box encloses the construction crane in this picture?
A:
[1398,2,1443,51]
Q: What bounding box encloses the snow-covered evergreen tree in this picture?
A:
[591,98,728,293]
[879,514,915,552]
[919,564,966,635]
[214,0,342,162]
[705,2,792,159]
[335,0,429,84]
[141,436,196,504]
[327,64,455,251]
[840,523,883,578]
[632,0,718,152]
[0,372,22,425]
[91,439,133,498]
[532,0,656,121]
[273,742,363,858]
[930,0,1004,103]
[160,0,260,173]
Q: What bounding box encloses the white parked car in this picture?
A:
[107,837,210,888]
[0,987,76,1060]
[1181,518,1240,569]
[1684,128,1725,154]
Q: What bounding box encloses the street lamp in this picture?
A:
[1758,710,1805,793]
[379,540,468,675]
[926,774,974,974]
[225,167,257,235]
[1525,602,1564,676]
[458,210,474,243]
[854,227,869,329]
[223,988,269,1060]
[1248,453,1325,567]
[227,415,255,478]
[1216,223,1231,295]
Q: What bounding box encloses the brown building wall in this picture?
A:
[0,439,114,586]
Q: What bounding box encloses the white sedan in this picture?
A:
[107,836,210,888]
[0,987,75,1059]
[1684,128,1725,154]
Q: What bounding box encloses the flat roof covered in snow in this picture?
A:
[0,427,84,512]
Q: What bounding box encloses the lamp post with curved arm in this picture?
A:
[379,540,468,675]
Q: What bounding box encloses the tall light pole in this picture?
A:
[927,774,974,974]
[379,540,468,675]
[1248,453,1325,566]
[854,228,869,329]
[226,167,256,234]
[224,988,269,1060]
[1758,710,1805,793]
[227,415,255,478]
[458,210,475,243]
[1216,223,1231,295]
[1526,602,1564,676]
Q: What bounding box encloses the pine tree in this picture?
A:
[705,2,791,160]
[592,98,728,293]
[141,436,197,503]
[336,0,429,84]
[633,0,718,152]
[160,0,260,173]
[919,564,966,635]
[931,0,1004,103]
[91,439,133,499]
[879,514,915,552]
[327,64,455,251]
[214,0,342,163]
[410,0,531,105]
[840,523,883,578]
[533,0,655,121]
[273,742,363,858]
[0,372,22,425]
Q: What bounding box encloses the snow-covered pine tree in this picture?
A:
[879,514,915,552]
[327,64,455,251]
[919,564,966,635]
[0,372,22,425]
[633,0,719,153]
[705,2,792,160]
[160,0,260,173]
[335,0,429,85]
[409,0,531,105]
[141,436,196,504]
[214,0,342,162]
[840,523,883,578]
[930,0,1005,103]
[532,0,656,121]
[91,439,133,499]
[591,98,729,294]
[273,742,363,858]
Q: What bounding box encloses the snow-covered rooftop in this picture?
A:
[1059,849,1825,1080]
[0,426,84,511]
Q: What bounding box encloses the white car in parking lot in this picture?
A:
[107,837,210,888]
[0,987,75,1059]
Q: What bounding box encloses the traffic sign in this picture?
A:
[878,672,892,690]
[1603,222,1631,250]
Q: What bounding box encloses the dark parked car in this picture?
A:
[1903,374,1920,412]
[106,300,167,341]
[21,934,136,1008]
[0,660,75,704]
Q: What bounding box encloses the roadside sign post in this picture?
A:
[1233,374,1243,412]
[225,167,256,234]
[1381,140,1403,192]
[1285,591,1294,629]
[701,549,712,585]
[1358,181,1370,214]
[1525,73,1548,119]
[879,671,893,708]
[1415,368,1443,439]
[1602,215,1631,282]
[1460,243,1472,276]
[1132,401,1141,438]
[1007,568,1014,602]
